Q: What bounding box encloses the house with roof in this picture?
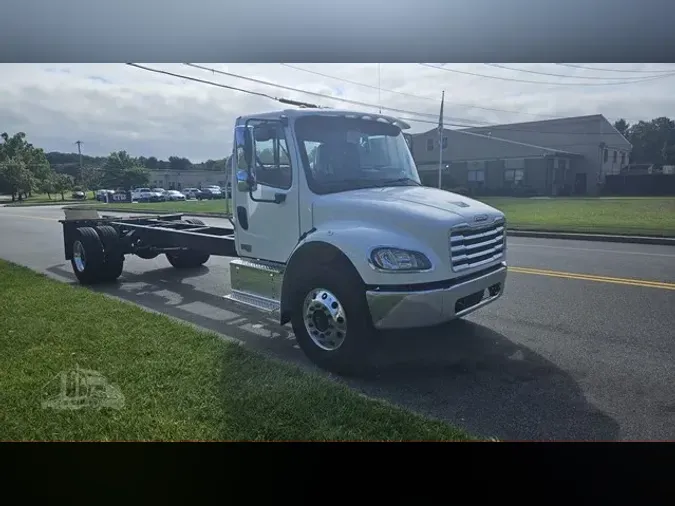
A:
[409,114,632,195]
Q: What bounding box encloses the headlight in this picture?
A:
[370,248,432,271]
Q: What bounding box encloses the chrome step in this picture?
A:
[227,258,284,313]
[225,291,280,314]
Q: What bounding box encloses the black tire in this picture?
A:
[70,227,106,285]
[290,263,376,376]
[166,251,210,269]
[95,225,124,282]
[165,220,210,268]
[135,250,159,260]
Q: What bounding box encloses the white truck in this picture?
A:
[59,108,507,375]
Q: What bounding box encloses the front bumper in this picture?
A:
[366,263,507,330]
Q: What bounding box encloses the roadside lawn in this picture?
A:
[0,260,473,441]
[81,199,232,214]
[480,197,675,237]
[78,196,675,237]
[3,192,88,206]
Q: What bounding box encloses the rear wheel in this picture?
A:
[70,227,106,284]
[95,225,124,282]
[290,264,376,376]
[165,218,210,269]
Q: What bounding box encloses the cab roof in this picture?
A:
[237,109,411,130]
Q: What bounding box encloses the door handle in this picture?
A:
[249,191,286,204]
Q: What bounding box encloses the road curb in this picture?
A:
[507,229,675,246]
[67,206,675,246]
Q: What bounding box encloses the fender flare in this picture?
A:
[278,221,440,325]
[279,240,363,325]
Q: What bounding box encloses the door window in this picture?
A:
[252,123,293,190]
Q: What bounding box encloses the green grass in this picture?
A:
[479,197,675,237]
[68,195,675,237]
[69,199,231,215]
[0,260,473,441]
[3,192,89,206]
[102,199,231,214]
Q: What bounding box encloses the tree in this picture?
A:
[79,166,102,194]
[1,131,55,199]
[38,174,56,200]
[101,151,150,190]
[145,156,159,170]
[0,157,31,201]
[618,116,675,165]
[53,173,73,201]
[168,156,192,170]
[613,118,630,137]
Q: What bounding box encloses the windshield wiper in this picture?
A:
[377,177,421,186]
[314,177,421,190]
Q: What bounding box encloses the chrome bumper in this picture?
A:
[366,263,507,330]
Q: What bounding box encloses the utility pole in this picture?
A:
[75,140,83,185]
[437,91,445,189]
[377,63,382,114]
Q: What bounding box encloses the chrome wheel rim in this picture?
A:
[302,288,347,351]
[73,240,86,272]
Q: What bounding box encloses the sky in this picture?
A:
[2,63,675,163]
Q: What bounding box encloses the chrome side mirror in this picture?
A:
[236,169,257,192]
[234,125,253,169]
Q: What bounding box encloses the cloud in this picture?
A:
[1,63,674,162]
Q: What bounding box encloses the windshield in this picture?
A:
[294,116,421,194]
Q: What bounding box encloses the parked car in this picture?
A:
[206,186,225,198]
[197,187,223,200]
[95,189,116,202]
[165,190,186,201]
[71,191,86,200]
[110,190,129,202]
[182,188,200,199]
[131,187,165,202]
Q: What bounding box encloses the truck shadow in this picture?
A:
[45,263,304,366]
[357,320,620,441]
[46,262,620,441]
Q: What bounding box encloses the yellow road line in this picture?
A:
[0,212,56,222]
[509,266,675,291]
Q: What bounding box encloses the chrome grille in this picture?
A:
[449,219,506,272]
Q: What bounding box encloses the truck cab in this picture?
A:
[227,109,507,374]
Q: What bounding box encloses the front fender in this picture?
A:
[278,220,446,326]
[293,220,445,287]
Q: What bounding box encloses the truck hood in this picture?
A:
[312,186,503,225]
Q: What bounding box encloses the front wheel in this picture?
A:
[291,267,377,376]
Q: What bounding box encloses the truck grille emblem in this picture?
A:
[474,214,489,222]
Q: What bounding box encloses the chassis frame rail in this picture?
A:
[59,213,238,259]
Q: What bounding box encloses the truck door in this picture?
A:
[234,120,300,263]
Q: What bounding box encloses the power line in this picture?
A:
[484,63,674,81]
[136,64,647,136]
[128,64,658,153]
[129,64,571,152]
[402,116,639,136]
[128,63,477,128]
[183,63,488,125]
[281,63,447,104]
[126,63,320,108]
[420,63,675,86]
[555,63,675,74]
[280,63,561,120]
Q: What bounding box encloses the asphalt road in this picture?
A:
[1,204,674,441]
